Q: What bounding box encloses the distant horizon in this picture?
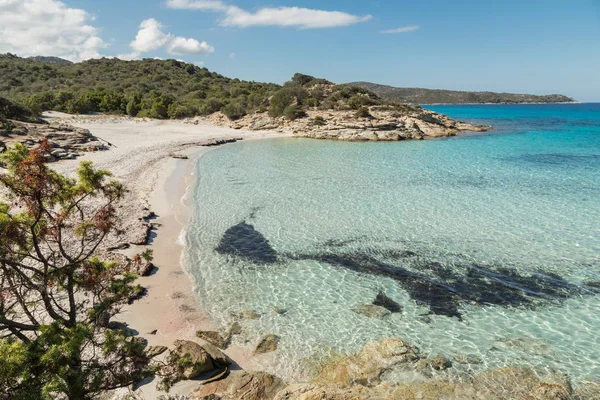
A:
[1,0,599,102]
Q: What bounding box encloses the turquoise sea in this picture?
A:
[184,104,600,384]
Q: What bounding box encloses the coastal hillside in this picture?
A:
[0,54,489,140]
[349,81,575,104]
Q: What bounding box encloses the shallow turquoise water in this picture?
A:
[185,104,600,383]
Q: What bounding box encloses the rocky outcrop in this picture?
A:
[160,340,231,390]
[318,338,419,387]
[173,336,598,400]
[192,370,286,400]
[0,121,107,162]
[208,108,490,142]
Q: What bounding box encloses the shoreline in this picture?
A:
[35,113,599,399]
[40,114,290,398]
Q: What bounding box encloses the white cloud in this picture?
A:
[166,37,214,55]
[166,0,371,29]
[381,25,420,34]
[131,18,170,53]
[222,6,371,29]
[166,0,226,11]
[0,0,107,61]
[123,18,215,59]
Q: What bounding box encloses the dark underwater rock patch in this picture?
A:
[290,250,600,319]
[215,222,277,264]
[373,291,403,313]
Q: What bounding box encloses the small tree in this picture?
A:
[0,141,149,399]
[356,106,373,119]
[221,101,247,120]
[283,105,307,121]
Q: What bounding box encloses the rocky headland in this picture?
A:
[350,81,576,105]
[205,106,490,141]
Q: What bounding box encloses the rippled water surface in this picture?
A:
[185,104,600,383]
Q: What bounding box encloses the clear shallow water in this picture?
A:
[185,104,600,384]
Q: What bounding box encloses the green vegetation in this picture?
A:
[0,95,42,123]
[0,142,150,399]
[311,116,327,126]
[0,53,279,121]
[356,106,373,119]
[349,81,576,104]
[283,105,307,121]
[0,54,405,122]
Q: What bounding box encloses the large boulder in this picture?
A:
[167,340,215,380]
[318,338,419,387]
[273,384,374,400]
[192,370,286,400]
[471,366,572,400]
[160,340,232,390]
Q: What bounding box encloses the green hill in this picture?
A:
[0,54,399,121]
[348,82,575,104]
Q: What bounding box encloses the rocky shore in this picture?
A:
[6,113,598,400]
[0,120,108,162]
[201,107,491,141]
[146,336,597,400]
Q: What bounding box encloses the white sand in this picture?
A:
[44,113,291,398]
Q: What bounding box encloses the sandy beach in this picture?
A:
[43,113,290,398]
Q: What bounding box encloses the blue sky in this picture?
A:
[1,0,599,101]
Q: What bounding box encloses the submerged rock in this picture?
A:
[428,355,452,371]
[319,338,419,387]
[471,366,572,400]
[216,222,277,264]
[373,291,403,313]
[291,248,600,319]
[197,330,230,349]
[254,334,280,355]
[231,308,261,320]
[353,304,391,319]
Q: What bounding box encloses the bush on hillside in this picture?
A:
[283,105,307,121]
[356,106,373,119]
[311,115,327,126]
[222,101,247,120]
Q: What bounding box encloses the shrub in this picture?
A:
[306,97,318,107]
[356,106,373,118]
[65,95,95,114]
[290,73,316,86]
[222,101,247,120]
[168,103,198,119]
[283,105,307,121]
[268,89,294,117]
[200,97,224,115]
[311,116,326,126]
[126,99,140,117]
